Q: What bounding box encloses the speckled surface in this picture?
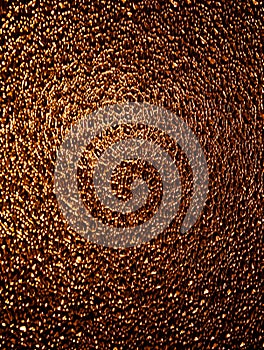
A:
[0,0,263,349]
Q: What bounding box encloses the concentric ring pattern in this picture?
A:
[54,102,208,248]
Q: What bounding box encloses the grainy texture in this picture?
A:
[0,0,263,349]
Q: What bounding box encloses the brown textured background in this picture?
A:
[0,0,263,349]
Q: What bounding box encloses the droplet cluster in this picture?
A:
[0,0,262,349]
